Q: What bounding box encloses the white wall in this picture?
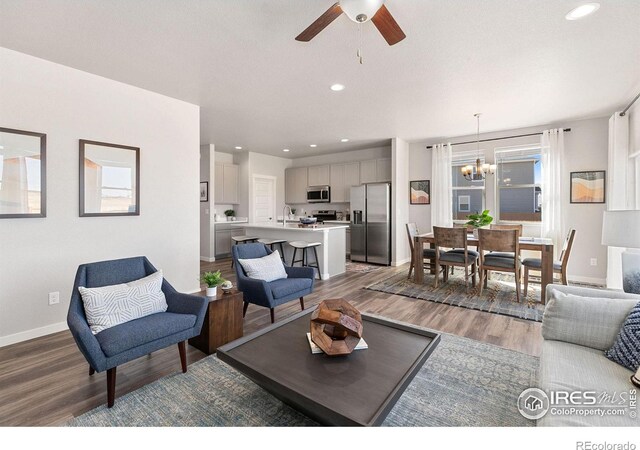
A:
[408,116,610,284]
[200,144,215,261]
[629,102,640,208]
[0,48,200,346]
[392,138,410,265]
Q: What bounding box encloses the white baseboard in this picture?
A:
[568,275,606,286]
[391,257,411,267]
[200,256,216,262]
[0,321,69,348]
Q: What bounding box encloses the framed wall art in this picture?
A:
[80,139,140,217]
[410,180,430,205]
[0,127,47,218]
[200,181,209,202]
[570,171,606,204]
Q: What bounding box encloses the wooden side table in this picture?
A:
[188,290,244,355]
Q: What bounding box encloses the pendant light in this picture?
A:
[461,113,496,181]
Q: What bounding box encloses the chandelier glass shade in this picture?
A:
[462,114,496,181]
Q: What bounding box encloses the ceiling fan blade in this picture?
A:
[371,5,406,46]
[295,2,343,42]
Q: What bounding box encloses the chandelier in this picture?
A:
[461,113,496,181]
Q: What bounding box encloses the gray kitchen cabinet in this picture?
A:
[285,167,308,204]
[214,224,244,258]
[346,226,351,257]
[331,162,360,202]
[359,160,377,183]
[307,165,330,186]
[376,158,392,182]
[215,162,239,204]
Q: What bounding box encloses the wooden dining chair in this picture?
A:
[488,224,523,258]
[406,223,443,279]
[478,228,522,302]
[523,229,576,296]
[433,226,478,292]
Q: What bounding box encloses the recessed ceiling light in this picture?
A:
[234,146,242,150]
[283,148,290,152]
[341,138,349,143]
[330,84,345,92]
[310,144,317,148]
[565,3,600,20]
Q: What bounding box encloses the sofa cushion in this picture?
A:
[605,302,640,371]
[538,340,636,427]
[96,312,197,357]
[269,277,313,299]
[238,250,288,282]
[542,292,638,351]
[79,270,168,334]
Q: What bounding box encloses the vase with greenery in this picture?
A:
[224,209,235,221]
[290,208,296,219]
[465,209,493,238]
[200,270,225,297]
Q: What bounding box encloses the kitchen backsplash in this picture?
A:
[287,202,350,218]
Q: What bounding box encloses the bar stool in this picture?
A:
[230,235,259,267]
[258,238,287,263]
[289,241,322,280]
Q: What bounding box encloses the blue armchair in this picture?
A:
[232,243,315,323]
[67,256,207,408]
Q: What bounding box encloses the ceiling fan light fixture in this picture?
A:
[340,0,384,24]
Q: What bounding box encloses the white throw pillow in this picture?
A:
[238,250,288,282]
[79,270,168,335]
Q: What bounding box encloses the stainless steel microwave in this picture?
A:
[307,185,331,203]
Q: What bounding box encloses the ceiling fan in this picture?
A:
[295,0,406,46]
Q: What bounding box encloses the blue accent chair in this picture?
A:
[232,243,315,323]
[66,256,207,408]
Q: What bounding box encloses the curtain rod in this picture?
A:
[425,128,572,150]
[620,91,640,117]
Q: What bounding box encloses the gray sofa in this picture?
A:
[539,284,640,426]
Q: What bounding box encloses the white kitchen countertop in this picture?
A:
[214,218,248,224]
[323,220,351,225]
[242,223,348,231]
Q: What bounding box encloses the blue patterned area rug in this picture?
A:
[67,333,538,427]
[366,271,544,322]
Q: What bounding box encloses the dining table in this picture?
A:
[413,233,555,304]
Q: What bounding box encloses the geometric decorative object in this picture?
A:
[79,139,140,217]
[410,180,430,204]
[0,126,47,218]
[310,299,363,356]
[570,170,605,203]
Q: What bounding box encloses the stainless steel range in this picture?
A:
[312,210,337,223]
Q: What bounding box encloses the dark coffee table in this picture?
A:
[216,307,440,426]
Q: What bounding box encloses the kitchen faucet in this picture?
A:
[282,205,292,227]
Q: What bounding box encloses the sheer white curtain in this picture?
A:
[541,129,566,257]
[431,143,453,229]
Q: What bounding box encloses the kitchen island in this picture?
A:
[240,223,348,279]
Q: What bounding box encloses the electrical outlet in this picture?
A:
[48,291,60,305]
[590,258,598,266]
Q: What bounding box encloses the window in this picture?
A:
[495,146,542,222]
[452,151,486,221]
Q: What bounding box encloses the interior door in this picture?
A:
[253,175,276,223]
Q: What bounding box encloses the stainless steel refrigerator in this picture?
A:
[350,183,391,265]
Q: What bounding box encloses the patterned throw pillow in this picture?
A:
[605,301,640,372]
[79,270,168,335]
[238,250,288,282]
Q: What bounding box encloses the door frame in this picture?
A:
[250,174,277,223]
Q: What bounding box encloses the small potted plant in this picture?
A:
[290,208,296,220]
[224,209,235,221]
[465,209,493,238]
[200,270,225,297]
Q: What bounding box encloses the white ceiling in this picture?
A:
[1,0,639,157]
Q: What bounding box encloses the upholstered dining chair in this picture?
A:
[488,224,523,258]
[433,226,479,292]
[523,229,576,296]
[478,229,522,302]
[406,223,443,279]
[66,256,207,408]
[232,243,315,323]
